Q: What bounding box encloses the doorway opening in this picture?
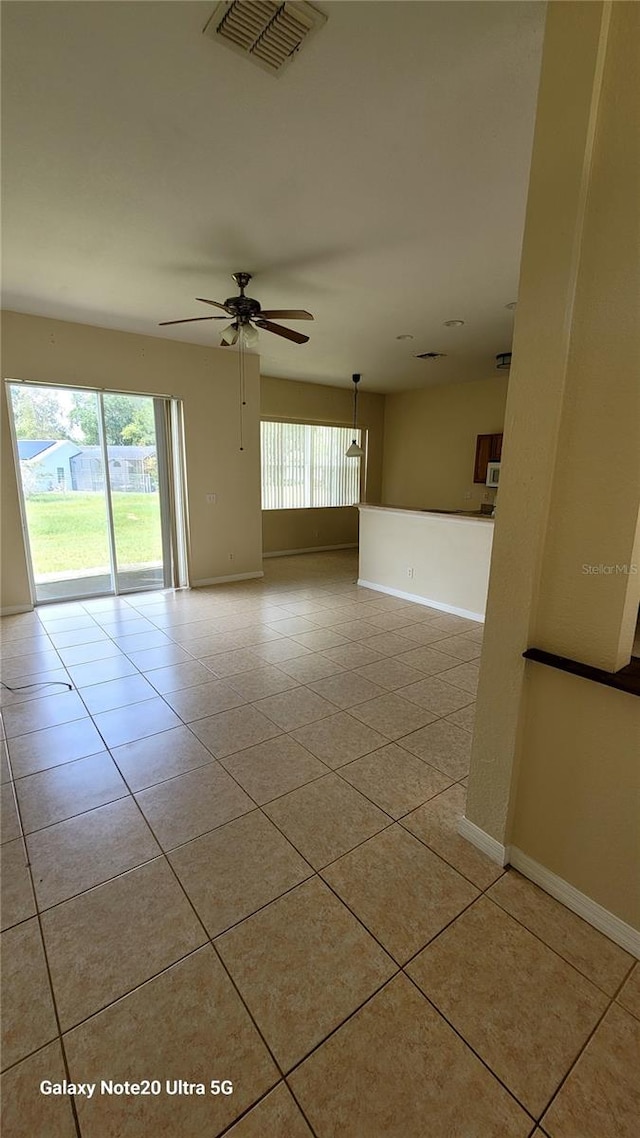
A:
[6,383,189,604]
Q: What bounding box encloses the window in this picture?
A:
[261,420,363,510]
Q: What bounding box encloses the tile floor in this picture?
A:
[1,550,638,1138]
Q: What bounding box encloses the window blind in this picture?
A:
[260,421,362,510]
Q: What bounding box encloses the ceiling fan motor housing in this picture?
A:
[226,272,260,322]
[224,295,261,321]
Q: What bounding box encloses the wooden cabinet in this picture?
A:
[474,433,503,483]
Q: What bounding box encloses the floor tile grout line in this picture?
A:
[233,796,570,1109]
[1,734,84,1138]
[17,725,295,1116]
[6,646,476,919]
[214,1078,321,1138]
[4,630,472,742]
[481,888,636,1001]
[0,941,210,1078]
[2,777,483,936]
[271,968,404,1080]
[315,848,481,969]
[67,742,304,1098]
[393,859,631,1006]
[143,848,296,1100]
[400,968,539,1125]
[282,1075,323,1138]
[533,956,636,1126]
[7,784,133,844]
[10,719,388,921]
[194,861,318,943]
[395,814,507,891]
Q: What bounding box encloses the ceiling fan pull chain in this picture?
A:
[238,331,245,451]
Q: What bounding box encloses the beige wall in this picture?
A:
[381,375,508,512]
[1,312,263,609]
[260,375,385,555]
[466,0,640,931]
[513,667,640,926]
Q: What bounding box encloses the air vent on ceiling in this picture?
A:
[204,1,327,75]
[415,352,446,360]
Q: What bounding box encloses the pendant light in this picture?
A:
[346,373,364,457]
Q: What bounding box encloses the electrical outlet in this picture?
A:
[206,493,216,504]
[228,553,234,561]
[407,567,415,579]
[463,490,472,500]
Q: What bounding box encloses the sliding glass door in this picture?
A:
[102,393,167,593]
[7,383,181,603]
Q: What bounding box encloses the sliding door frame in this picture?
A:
[5,379,188,605]
[96,388,120,595]
[5,382,40,609]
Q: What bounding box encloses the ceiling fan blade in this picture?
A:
[196,297,230,312]
[159,315,227,326]
[255,319,309,344]
[258,309,314,321]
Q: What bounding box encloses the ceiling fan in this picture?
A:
[159,271,313,346]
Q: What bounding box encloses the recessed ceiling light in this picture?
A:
[443,319,464,327]
[505,301,517,310]
[396,334,414,340]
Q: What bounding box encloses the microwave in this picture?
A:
[486,462,501,487]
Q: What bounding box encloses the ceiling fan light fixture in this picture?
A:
[221,322,239,346]
[240,322,259,348]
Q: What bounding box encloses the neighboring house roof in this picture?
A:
[17,440,155,463]
[17,440,58,460]
[73,446,156,461]
[107,446,156,460]
[28,440,81,462]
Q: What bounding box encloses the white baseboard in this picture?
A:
[0,604,34,616]
[191,571,264,587]
[509,847,640,959]
[263,543,358,558]
[458,817,640,958]
[357,579,485,623]
[458,817,510,866]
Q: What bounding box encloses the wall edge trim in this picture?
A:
[357,579,485,622]
[264,544,358,558]
[0,604,34,616]
[457,816,510,866]
[508,846,640,959]
[191,571,264,586]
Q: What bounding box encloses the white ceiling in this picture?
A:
[1,1,545,393]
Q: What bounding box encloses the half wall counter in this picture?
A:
[357,505,495,621]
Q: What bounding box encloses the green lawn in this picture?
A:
[25,492,162,576]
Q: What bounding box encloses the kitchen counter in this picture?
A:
[358,504,494,620]
[362,504,494,522]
